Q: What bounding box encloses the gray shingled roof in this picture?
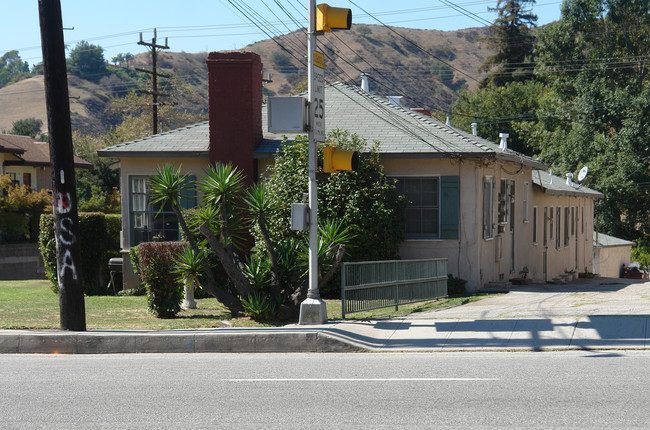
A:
[532,170,603,198]
[258,82,546,169]
[593,232,635,248]
[97,121,210,158]
[98,82,545,170]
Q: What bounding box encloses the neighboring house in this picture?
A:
[593,232,635,278]
[99,51,603,292]
[0,134,92,190]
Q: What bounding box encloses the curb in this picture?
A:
[0,330,362,354]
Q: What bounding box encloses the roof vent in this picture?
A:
[549,169,554,185]
[471,123,478,136]
[499,133,509,151]
[360,73,370,93]
[386,96,403,107]
[566,172,574,187]
[446,117,451,126]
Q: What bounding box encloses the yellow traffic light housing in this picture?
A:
[323,147,359,173]
[316,4,352,32]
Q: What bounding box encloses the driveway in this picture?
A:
[408,278,650,319]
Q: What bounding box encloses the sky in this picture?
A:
[2,0,563,66]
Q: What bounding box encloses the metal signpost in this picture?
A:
[299,0,328,325]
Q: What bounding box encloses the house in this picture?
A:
[0,133,92,190]
[99,51,603,292]
[593,232,635,278]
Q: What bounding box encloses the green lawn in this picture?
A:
[0,280,497,330]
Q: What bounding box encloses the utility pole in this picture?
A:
[38,0,86,331]
[298,1,352,325]
[137,29,172,135]
[299,0,328,325]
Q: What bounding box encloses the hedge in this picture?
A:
[39,212,122,295]
[136,241,185,318]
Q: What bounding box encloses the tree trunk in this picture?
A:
[258,218,282,298]
[174,207,244,316]
[199,222,256,298]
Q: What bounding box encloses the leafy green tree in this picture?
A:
[0,50,30,88]
[479,0,538,86]
[261,130,405,270]
[67,41,109,81]
[111,52,134,66]
[451,80,549,154]
[530,0,650,238]
[7,118,43,139]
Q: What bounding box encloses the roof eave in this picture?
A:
[97,150,210,158]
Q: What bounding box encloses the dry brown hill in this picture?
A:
[0,24,491,135]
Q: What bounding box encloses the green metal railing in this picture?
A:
[341,258,448,318]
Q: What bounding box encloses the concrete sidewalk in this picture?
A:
[2,278,650,354]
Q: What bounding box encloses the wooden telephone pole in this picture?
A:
[137,29,173,135]
[38,0,86,331]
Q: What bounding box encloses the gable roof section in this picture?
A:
[532,170,603,198]
[1,134,92,169]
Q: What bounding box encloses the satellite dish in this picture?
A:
[578,166,589,182]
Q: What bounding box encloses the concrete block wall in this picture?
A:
[0,243,46,280]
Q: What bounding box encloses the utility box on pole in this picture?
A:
[267,97,308,133]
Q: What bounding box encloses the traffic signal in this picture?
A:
[316,4,352,32]
[323,146,359,173]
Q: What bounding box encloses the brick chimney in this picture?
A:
[206,52,263,185]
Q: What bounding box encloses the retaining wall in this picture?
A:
[0,243,46,280]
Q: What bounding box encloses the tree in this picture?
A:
[479,0,538,86]
[260,130,405,278]
[111,52,134,67]
[7,118,43,139]
[0,50,30,88]
[451,80,549,154]
[531,0,650,238]
[67,41,109,81]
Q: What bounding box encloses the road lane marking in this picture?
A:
[225,378,499,382]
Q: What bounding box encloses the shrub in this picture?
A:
[447,273,467,296]
[39,212,122,294]
[137,241,185,318]
[0,175,51,243]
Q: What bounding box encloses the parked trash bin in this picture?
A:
[108,257,123,293]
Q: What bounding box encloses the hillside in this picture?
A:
[0,24,491,135]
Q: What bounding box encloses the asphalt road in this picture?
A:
[2,351,650,429]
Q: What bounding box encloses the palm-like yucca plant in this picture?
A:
[174,246,205,286]
[199,163,245,210]
[148,164,191,212]
[244,183,281,295]
[147,164,246,316]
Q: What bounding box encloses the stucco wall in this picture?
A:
[594,245,632,278]
[383,158,540,291]
[526,188,595,282]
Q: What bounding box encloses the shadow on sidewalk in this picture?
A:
[322,315,650,351]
